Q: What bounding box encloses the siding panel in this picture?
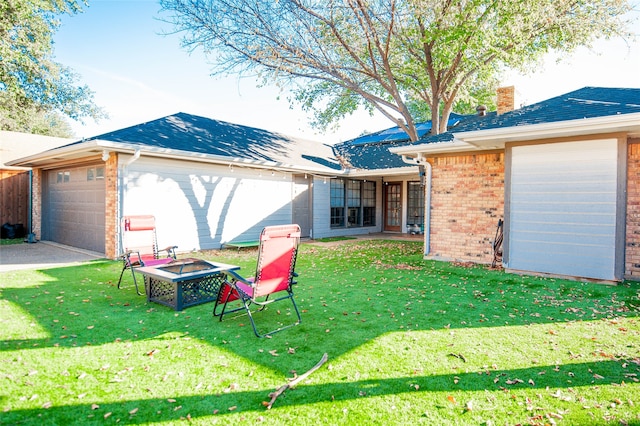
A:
[123,157,293,251]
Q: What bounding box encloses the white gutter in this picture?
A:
[456,111,640,144]
[125,149,141,166]
[390,112,640,157]
[400,154,431,256]
[6,139,341,175]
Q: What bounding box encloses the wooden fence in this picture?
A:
[0,170,29,233]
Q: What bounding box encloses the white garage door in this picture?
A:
[43,165,106,254]
[507,139,622,281]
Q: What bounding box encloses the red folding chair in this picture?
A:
[117,215,177,295]
[213,224,302,337]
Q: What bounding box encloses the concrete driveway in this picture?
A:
[0,241,104,272]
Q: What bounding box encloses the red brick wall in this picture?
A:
[428,152,504,263]
[625,140,640,279]
[31,169,42,239]
[104,154,118,259]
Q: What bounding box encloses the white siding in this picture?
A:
[506,139,620,280]
[121,157,293,251]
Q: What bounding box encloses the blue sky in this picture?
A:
[53,0,640,143]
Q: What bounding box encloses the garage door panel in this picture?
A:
[512,167,616,181]
[511,210,616,226]
[507,139,620,281]
[511,184,617,198]
[510,230,615,248]
[510,220,615,235]
[43,165,105,254]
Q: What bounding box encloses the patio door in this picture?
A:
[384,182,402,232]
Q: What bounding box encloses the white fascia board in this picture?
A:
[389,139,472,156]
[7,139,341,175]
[455,112,640,144]
[389,112,640,159]
[343,166,418,178]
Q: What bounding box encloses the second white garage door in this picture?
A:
[506,139,623,281]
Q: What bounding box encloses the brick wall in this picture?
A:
[32,169,42,239]
[497,86,515,115]
[428,152,504,263]
[625,140,640,279]
[104,154,118,259]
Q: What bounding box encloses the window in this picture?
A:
[87,168,95,181]
[363,181,376,226]
[407,182,425,234]
[57,170,70,183]
[347,180,361,226]
[330,180,345,227]
[96,167,104,179]
[330,179,376,228]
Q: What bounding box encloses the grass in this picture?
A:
[1,238,25,246]
[312,236,357,243]
[0,240,638,425]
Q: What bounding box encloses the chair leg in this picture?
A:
[117,263,143,296]
[131,268,142,296]
[213,282,245,319]
[249,292,302,338]
[117,265,127,289]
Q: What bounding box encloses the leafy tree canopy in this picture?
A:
[160,0,633,141]
[0,0,106,136]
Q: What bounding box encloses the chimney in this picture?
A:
[497,86,515,115]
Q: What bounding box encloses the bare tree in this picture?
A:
[160,0,632,140]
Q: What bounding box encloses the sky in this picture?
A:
[53,0,640,144]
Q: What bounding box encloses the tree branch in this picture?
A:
[265,353,328,409]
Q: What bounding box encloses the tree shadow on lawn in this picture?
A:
[0,359,634,423]
[1,241,639,421]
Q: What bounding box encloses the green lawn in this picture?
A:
[1,240,638,425]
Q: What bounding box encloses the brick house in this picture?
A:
[8,87,640,282]
[387,87,640,282]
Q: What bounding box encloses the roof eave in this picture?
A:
[342,166,418,177]
[390,112,640,158]
[7,139,341,175]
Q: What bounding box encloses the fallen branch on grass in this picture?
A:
[265,352,328,409]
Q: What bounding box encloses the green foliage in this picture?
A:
[0,0,105,136]
[160,0,632,139]
[1,240,638,424]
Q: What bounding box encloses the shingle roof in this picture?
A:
[81,112,341,170]
[443,86,640,135]
[332,113,465,170]
[334,87,640,169]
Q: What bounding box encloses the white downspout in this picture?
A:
[423,162,431,256]
[117,149,142,256]
[401,155,432,256]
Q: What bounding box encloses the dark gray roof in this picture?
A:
[410,86,640,147]
[334,87,640,169]
[332,113,466,170]
[81,112,341,170]
[448,86,639,133]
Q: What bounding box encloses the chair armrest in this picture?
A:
[120,250,143,265]
[223,269,254,286]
